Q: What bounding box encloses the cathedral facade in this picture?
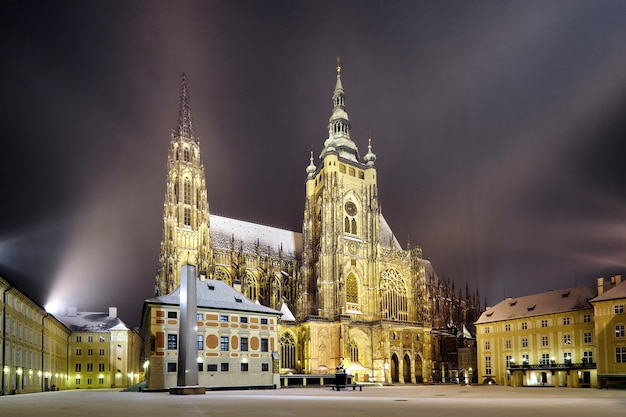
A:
[154,64,479,384]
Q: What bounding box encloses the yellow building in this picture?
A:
[142,278,281,390]
[590,275,626,387]
[476,279,623,388]
[56,307,143,389]
[1,274,70,394]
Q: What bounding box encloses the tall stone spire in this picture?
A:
[174,73,196,141]
[155,75,211,296]
[320,57,360,162]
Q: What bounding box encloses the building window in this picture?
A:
[261,338,269,352]
[184,179,191,204]
[563,317,570,325]
[240,337,249,352]
[505,355,512,367]
[280,332,297,369]
[350,341,359,362]
[379,269,408,321]
[99,336,106,342]
[583,314,591,323]
[167,363,177,372]
[505,339,511,349]
[240,316,248,324]
[521,322,528,330]
[521,337,528,348]
[87,348,93,356]
[75,363,82,372]
[261,318,268,325]
[584,332,592,344]
[563,334,571,345]
[76,336,82,342]
[87,363,93,372]
[87,378,93,385]
[563,352,572,364]
[168,334,178,350]
[484,356,491,375]
[582,351,593,364]
[615,304,625,314]
[221,363,229,372]
[184,207,191,226]
[485,341,490,350]
[505,324,511,332]
[197,335,204,350]
[346,273,358,304]
[522,354,529,365]
[616,347,626,363]
[99,348,105,356]
[541,319,548,328]
[220,315,228,322]
[207,364,217,372]
[541,336,549,347]
[262,363,269,372]
[87,336,94,342]
[76,378,81,385]
[484,327,490,334]
[167,311,177,319]
[98,363,105,372]
[197,313,204,321]
[616,324,625,338]
[540,354,550,365]
[241,363,249,372]
[198,362,203,372]
[98,377,104,385]
[220,336,229,351]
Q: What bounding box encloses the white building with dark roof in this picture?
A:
[56,307,143,389]
[142,278,281,390]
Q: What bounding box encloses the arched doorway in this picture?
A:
[403,354,411,383]
[391,354,399,383]
[414,355,423,383]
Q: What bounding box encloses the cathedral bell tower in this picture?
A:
[155,74,211,296]
[301,59,380,320]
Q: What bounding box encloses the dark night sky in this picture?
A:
[1,0,625,327]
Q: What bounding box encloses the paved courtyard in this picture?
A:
[0,385,624,417]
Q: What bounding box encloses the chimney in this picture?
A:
[67,306,77,317]
[597,277,605,296]
[108,307,117,318]
[199,270,206,281]
[615,274,622,285]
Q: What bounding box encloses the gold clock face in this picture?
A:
[345,201,357,216]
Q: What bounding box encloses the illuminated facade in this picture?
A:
[56,308,143,390]
[142,278,280,389]
[154,65,480,385]
[590,275,626,387]
[476,276,623,388]
[1,275,70,394]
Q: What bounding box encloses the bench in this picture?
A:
[332,384,363,391]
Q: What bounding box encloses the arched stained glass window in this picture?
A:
[379,269,408,321]
[350,340,359,362]
[244,272,258,302]
[280,332,296,369]
[346,273,358,304]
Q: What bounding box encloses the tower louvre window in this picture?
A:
[183,148,190,162]
[346,273,358,304]
[351,218,357,234]
[344,217,350,233]
[184,179,191,204]
[184,207,191,226]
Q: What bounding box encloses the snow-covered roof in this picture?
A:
[475,284,598,324]
[591,278,626,303]
[146,278,281,316]
[279,302,296,322]
[379,213,401,250]
[56,312,130,332]
[210,214,302,260]
[423,259,440,283]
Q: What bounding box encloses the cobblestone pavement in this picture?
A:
[0,384,624,417]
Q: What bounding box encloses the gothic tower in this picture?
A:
[155,75,211,296]
[300,60,381,320]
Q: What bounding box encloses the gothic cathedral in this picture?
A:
[155,63,479,384]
